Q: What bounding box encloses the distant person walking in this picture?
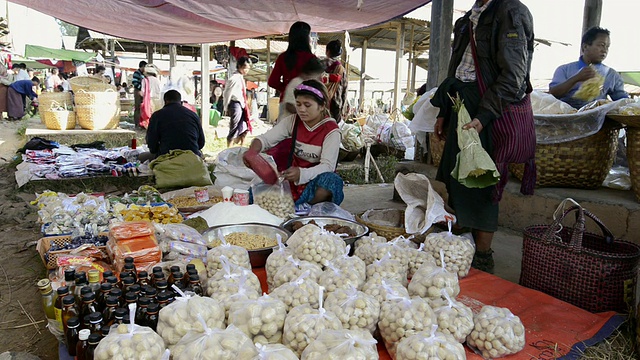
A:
[223,56,252,148]
[131,60,147,128]
[323,39,348,123]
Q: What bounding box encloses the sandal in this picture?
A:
[471,249,495,274]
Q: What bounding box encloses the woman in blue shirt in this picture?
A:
[7,78,39,120]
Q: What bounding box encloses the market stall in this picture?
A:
[32,169,630,359]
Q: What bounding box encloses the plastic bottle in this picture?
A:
[87,270,101,293]
[76,329,90,360]
[54,286,70,331]
[137,271,150,287]
[61,295,80,333]
[145,303,159,331]
[135,297,150,325]
[88,312,103,336]
[186,274,204,296]
[109,288,124,308]
[85,333,102,360]
[102,296,119,327]
[96,283,113,313]
[64,269,76,294]
[37,279,56,321]
[80,293,98,329]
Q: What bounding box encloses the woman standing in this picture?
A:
[244,79,344,208]
[139,65,162,128]
[0,64,15,117]
[268,22,316,107]
[223,57,251,147]
[323,40,348,123]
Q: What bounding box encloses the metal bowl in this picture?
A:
[280,216,369,249]
[203,223,291,268]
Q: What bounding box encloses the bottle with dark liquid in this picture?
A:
[156,291,170,309]
[102,296,119,327]
[80,293,98,329]
[155,279,168,293]
[185,274,204,296]
[85,333,102,360]
[144,287,157,303]
[88,312,103,336]
[145,303,159,331]
[185,268,198,288]
[113,308,127,325]
[137,271,150,287]
[121,276,135,293]
[54,286,70,331]
[124,291,138,310]
[76,329,90,360]
[96,283,112,313]
[64,269,76,294]
[171,272,186,292]
[61,295,80,333]
[135,297,150,325]
[129,284,141,298]
[109,288,124,308]
[167,266,181,285]
[104,276,118,287]
[102,270,114,280]
[64,316,80,356]
[74,272,88,303]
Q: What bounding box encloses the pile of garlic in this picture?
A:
[287,224,345,267]
[408,257,460,300]
[206,241,251,276]
[319,262,363,294]
[396,329,466,360]
[467,306,526,359]
[227,294,288,345]
[423,231,475,278]
[378,296,436,356]
[156,295,225,347]
[270,256,322,291]
[429,293,474,343]
[283,304,343,356]
[254,343,299,360]
[366,255,408,286]
[324,286,380,334]
[406,243,436,279]
[300,329,378,360]
[270,271,321,311]
[265,236,294,289]
[206,256,262,296]
[361,278,410,307]
[171,324,258,360]
[95,323,166,360]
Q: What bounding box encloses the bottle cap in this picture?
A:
[106,296,119,306]
[155,280,168,289]
[105,276,118,285]
[100,283,112,292]
[187,268,198,276]
[101,327,111,337]
[102,270,114,279]
[57,286,69,295]
[82,292,96,302]
[147,303,159,313]
[125,291,138,302]
[123,263,135,271]
[88,269,100,283]
[170,265,180,273]
[189,274,200,282]
[145,287,157,297]
[114,308,127,318]
[110,288,123,298]
[64,269,76,281]
[156,291,170,302]
[88,333,102,344]
[124,257,134,264]
[37,279,52,292]
[138,297,150,306]
[81,287,93,296]
[122,276,135,285]
[173,271,184,279]
[78,329,90,340]
[75,271,86,281]
[88,312,102,322]
[138,271,148,279]
[129,284,141,294]
[63,295,76,305]
[186,264,196,271]
[152,266,162,273]
[66,317,80,327]
[153,272,165,280]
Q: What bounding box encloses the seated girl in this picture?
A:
[244,79,343,208]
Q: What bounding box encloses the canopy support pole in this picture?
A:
[169,44,177,68]
[411,57,417,92]
[146,43,153,64]
[359,39,368,114]
[582,0,602,38]
[201,43,210,126]
[266,36,272,122]
[393,22,405,112]
[426,0,454,89]
[407,25,415,92]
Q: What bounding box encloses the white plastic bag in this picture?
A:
[467,306,526,358]
[340,121,365,152]
[390,120,415,151]
[408,250,460,300]
[430,290,474,343]
[394,172,455,235]
[409,88,439,134]
[396,326,466,360]
[378,295,436,357]
[301,329,378,360]
[324,286,381,334]
[254,343,299,360]
[228,294,288,345]
[213,147,275,190]
[423,229,475,278]
[172,321,258,360]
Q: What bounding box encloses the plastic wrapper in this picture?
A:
[365,254,408,287]
[95,304,166,360]
[254,343,299,360]
[390,235,419,250]
[270,271,321,312]
[206,255,262,296]
[409,88,439,134]
[159,240,207,261]
[378,295,436,357]
[467,306,526,359]
[331,245,366,287]
[353,232,388,263]
[252,179,295,218]
[34,191,111,236]
[156,290,225,347]
[367,241,410,270]
[109,221,155,241]
[324,286,380,334]
[228,293,287,345]
[283,289,343,357]
[429,290,474,343]
[155,223,206,246]
[206,232,251,276]
[208,271,261,319]
[193,202,283,228]
[301,329,378,360]
[611,99,640,115]
[407,243,437,279]
[574,69,604,102]
[319,261,363,294]
[533,98,625,144]
[339,121,365,152]
[408,251,460,300]
[308,202,356,221]
[361,278,409,307]
[270,255,323,291]
[602,165,632,190]
[172,322,258,360]
[107,222,162,275]
[287,224,346,267]
[265,235,294,290]
[530,90,576,115]
[396,327,466,360]
[423,230,474,278]
[116,203,183,224]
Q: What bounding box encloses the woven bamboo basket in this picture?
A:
[607,114,640,128]
[39,92,72,111]
[74,89,119,106]
[88,82,117,92]
[510,120,620,189]
[429,133,445,167]
[625,127,640,201]
[75,104,120,130]
[356,209,433,242]
[69,76,105,93]
[42,110,76,130]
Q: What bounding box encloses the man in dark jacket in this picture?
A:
[141,90,205,162]
[431,0,535,273]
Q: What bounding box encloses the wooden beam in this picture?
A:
[201,43,211,126]
[359,38,368,113]
[266,36,272,121]
[169,44,177,68]
[393,23,405,112]
[406,25,415,92]
[426,0,454,89]
[582,0,602,37]
[146,43,153,64]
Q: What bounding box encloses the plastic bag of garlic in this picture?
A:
[251,179,295,218]
[423,229,475,278]
[408,250,460,300]
[269,255,322,291]
[467,305,526,358]
[205,255,262,296]
[324,285,380,334]
[378,294,437,357]
[227,293,288,345]
[396,326,466,360]
[270,270,321,311]
[286,223,346,267]
[429,289,474,343]
[171,321,259,360]
[301,329,379,360]
[205,232,251,276]
[265,235,294,290]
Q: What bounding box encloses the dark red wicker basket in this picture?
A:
[520,205,640,313]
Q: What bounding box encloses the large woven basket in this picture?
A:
[42,110,76,130]
[69,76,105,93]
[74,89,119,106]
[625,127,640,201]
[75,104,120,130]
[39,92,72,110]
[356,209,433,242]
[510,120,620,189]
[429,133,445,167]
[520,204,640,313]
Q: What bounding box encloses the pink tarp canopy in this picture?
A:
[10,0,430,44]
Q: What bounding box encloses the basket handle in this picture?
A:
[543,204,615,250]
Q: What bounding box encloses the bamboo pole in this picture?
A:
[358,39,368,113]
